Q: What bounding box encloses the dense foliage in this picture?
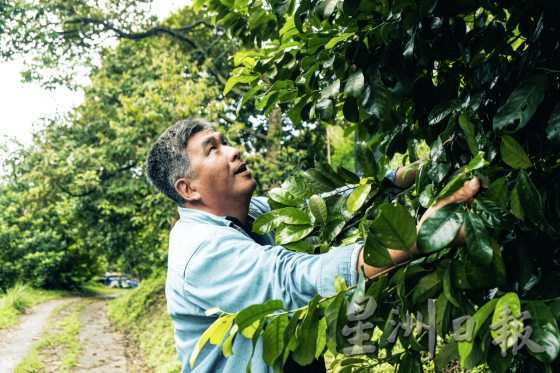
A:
[189,0,560,371]
[0,5,333,290]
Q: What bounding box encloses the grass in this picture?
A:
[15,300,85,373]
[0,283,65,330]
[108,274,181,373]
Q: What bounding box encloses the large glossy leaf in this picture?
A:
[417,204,464,253]
[363,231,392,267]
[500,135,532,169]
[370,203,416,250]
[346,184,371,212]
[253,208,312,234]
[525,301,560,363]
[397,353,422,373]
[303,169,337,193]
[516,170,556,234]
[486,177,509,208]
[283,175,316,199]
[191,314,235,368]
[275,223,314,245]
[458,112,478,156]
[293,296,320,365]
[493,75,547,133]
[344,69,365,97]
[268,187,303,207]
[546,102,560,144]
[464,211,493,266]
[510,185,525,221]
[457,299,498,366]
[474,198,514,229]
[263,315,289,366]
[412,271,441,304]
[355,141,377,177]
[309,195,328,224]
[235,299,284,335]
[490,293,522,355]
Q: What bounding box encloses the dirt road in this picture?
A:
[0,297,128,373]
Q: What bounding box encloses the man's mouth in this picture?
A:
[234,164,248,175]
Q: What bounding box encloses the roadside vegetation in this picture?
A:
[108,274,180,373]
[0,283,65,330]
[15,300,85,373]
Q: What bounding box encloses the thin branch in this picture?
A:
[64,17,200,49]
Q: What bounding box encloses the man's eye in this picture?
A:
[209,146,216,152]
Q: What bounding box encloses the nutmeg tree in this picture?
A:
[190,0,560,371]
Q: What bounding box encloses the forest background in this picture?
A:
[1,0,559,372]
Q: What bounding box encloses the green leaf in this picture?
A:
[500,135,532,169]
[315,317,328,359]
[191,315,235,368]
[458,112,479,156]
[346,184,371,212]
[364,231,393,267]
[343,96,360,122]
[321,78,340,99]
[325,32,354,49]
[336,165,360,184]
[490,293,522,353]
[309,195,328,224]
[443,266,461,308]
[323,218,346,242]
[510,185,525,221]
[235,300,284,335]
[428,98,462,125]
[486,177,509,208]
[493,75,547,133]
[435,340,458,371]
[412,271,442,304]
[253,208,312,234]
[275,224,314,245]
[237,84,264,113]
[268,187,303,207]
[222,325,238,358]
[525,301,560,363]
[370,203,416,250]
[342,0,360,16]
[458,299,498,366]
[355,141,377,177]
[292,296,320,365]
[224,74,259,95]
[344,69,365,97]
[263,315,289,366]
[209,314,235,344]
[417,204,464,253]
[516,169,555,234]
[316,98,334,120]
[546,103,560,144]
[464,211,493,266]
[465,151,489,172]
[316,0,339,19]
[397,353,422,373]
[325,291,347,353]
[283,175,316,199]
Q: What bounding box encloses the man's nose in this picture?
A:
[226,146,241,162]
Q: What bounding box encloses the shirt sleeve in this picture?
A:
[183,228,362,312]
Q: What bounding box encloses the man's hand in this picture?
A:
[358,177,480,278]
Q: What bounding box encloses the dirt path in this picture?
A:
[0,298,74,373]
[73,298,127,372]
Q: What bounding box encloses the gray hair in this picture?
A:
[145,118,215,205]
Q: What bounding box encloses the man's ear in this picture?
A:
[175,177,200,203]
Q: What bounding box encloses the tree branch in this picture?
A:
[64,17,202,49]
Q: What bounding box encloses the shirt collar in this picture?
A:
[178,207,231,227]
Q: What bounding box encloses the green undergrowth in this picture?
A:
[15,299,85,373]
[108,274,181,373]
[0,283,65,330]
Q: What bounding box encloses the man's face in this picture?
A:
[184,130,256,205]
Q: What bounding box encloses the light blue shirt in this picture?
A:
[166,197,362,373]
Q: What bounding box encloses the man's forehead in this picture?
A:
[187,130,223,150]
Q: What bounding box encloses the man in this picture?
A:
[145,118,480,372]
